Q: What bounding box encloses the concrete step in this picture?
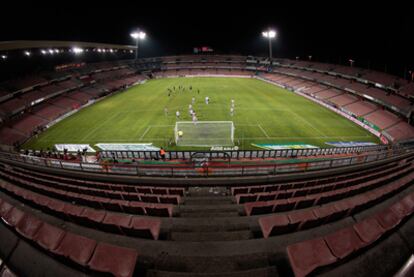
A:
[171,222,251,232]
[184,196,234,206]
[170,230,253,241]
[179,211,240,218]
[179,204,240,213]
[146,266,278,277]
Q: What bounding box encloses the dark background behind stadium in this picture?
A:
[0,3,413,78]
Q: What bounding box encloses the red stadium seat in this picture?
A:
[101,213,132,234]
[287,238,337,277]
[87,242,138,277]
[2,207,25,227]
[33,223,66,250]
[258,214,293,238]
[375,208,402,230]
[121,217,161,240]
[53,232,97,266]
[324,227,366,259]
[16,213,43,240]
[0,201,13,217]
[353,217,385,245]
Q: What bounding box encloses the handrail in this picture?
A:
[0,146,412,178]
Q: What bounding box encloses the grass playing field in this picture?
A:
[23,77,380,150]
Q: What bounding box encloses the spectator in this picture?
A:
[160,147,166,160]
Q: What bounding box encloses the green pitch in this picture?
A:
[23,77,379,150]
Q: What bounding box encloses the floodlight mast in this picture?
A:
[130,30,146,60]
[262,29,276,59]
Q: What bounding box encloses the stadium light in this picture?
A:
[262,29,277,59]
[24,51,31,57]
[130,30,146,60]
[1,55,7,60]
[72,47,84,54]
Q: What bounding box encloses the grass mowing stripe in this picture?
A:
[23,77,380,150]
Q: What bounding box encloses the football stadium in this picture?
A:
[0,7,413,277]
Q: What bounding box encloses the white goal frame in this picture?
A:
[174,121,235,147]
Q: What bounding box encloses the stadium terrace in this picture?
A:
[0,17,414,277]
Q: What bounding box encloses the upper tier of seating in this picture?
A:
[0,55,413,147]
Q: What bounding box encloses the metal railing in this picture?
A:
[99,144,390,161]
[0,146,412,178]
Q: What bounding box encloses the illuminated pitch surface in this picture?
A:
[23,77,379,150]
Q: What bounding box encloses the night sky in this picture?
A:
[1,3,413,77]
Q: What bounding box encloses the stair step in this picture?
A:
[172,222,250,232]
[147,267,278,277]
[184,197,234,205]
[170,230,253,241]
[179,211,240,218]
[179,204,240,213]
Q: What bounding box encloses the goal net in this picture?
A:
[175,121,235,147]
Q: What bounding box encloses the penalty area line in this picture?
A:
[139,126,151,141]
[258,124,270,138]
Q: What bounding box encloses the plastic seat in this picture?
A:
[257,193,276,202]
[292,196,315,209]
[273,199,295,212]
[353,217,385,245]
[121,217,161,240]
[288,210,319,230]
[101,213,132,234]
[53,232,97,266]
[169,188,184,196]
[237,194,257,204]
[390,201,411,219]
[152,188,168,195]
[145,204,173,217]
[124,202,146,215]
[2,207,25,227]
[88,242,138,277]
[15,214,43,240]
[0,201,13,217]
[159,196,179,205]
[33,223,66,251]
[401,194,414,214]
[62,204,85,221]
[312,204,337,223]
[375,208,401,231]
[79,208,106,226]
[259,214,291,238]
[324,227,366,259]
[244,202,274,216]
[287,237,337,277]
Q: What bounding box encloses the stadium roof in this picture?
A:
[0,40,135,51]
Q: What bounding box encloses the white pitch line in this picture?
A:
[258,124,270,138]
[80,112,120,141]
[139,126,151,141]
[287,110,327,137]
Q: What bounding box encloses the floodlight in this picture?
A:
[130,31,146,40]
[262,28,277,59]
[41,50,47,55]
[262,30,276,38]
[1,55,7,60]
[72,47,84,54]
[48,49,54,54]
[24,51,31,56]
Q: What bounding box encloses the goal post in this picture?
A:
[175,121,235,147]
